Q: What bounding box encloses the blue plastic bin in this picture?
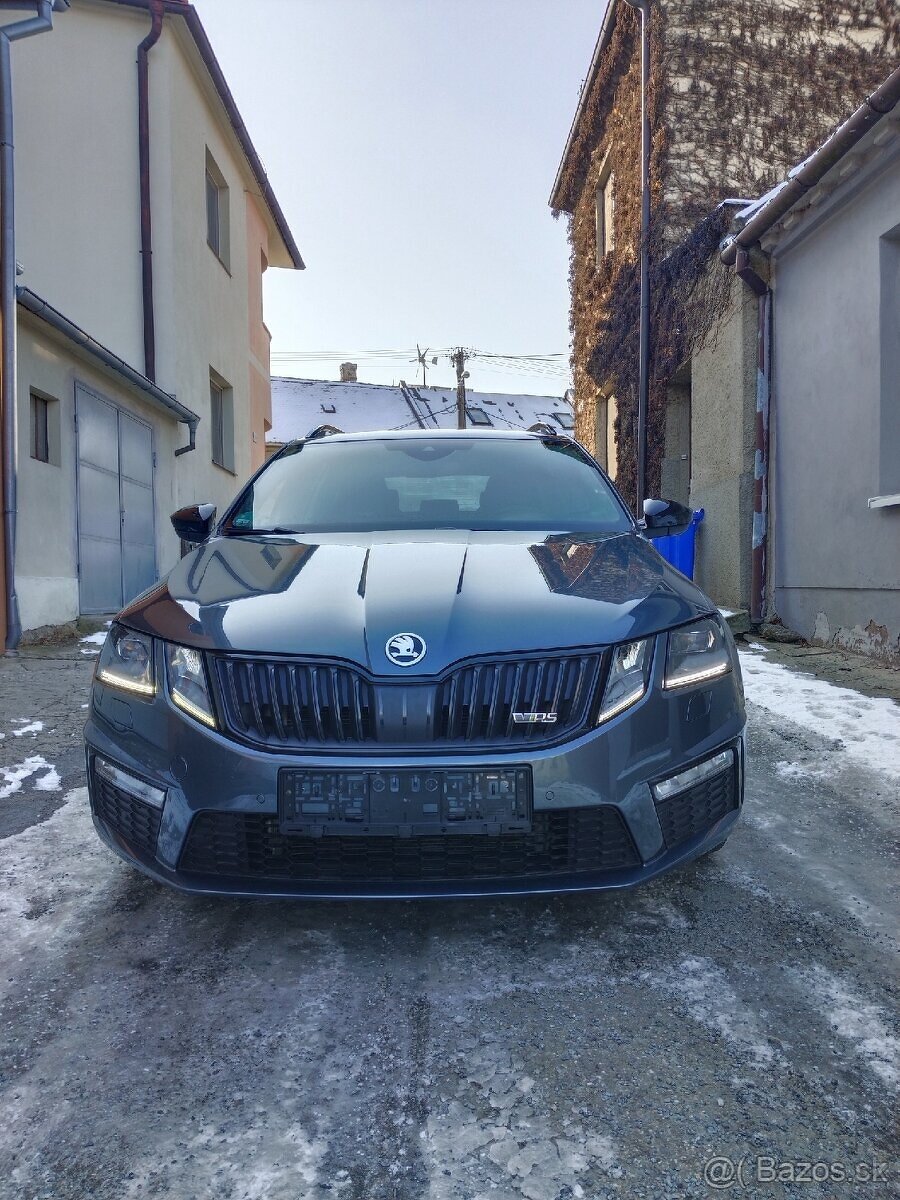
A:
[653,508,704,580]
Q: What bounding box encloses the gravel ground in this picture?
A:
[0,639,897,1200]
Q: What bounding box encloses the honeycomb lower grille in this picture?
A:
[91,766,162,858]
[178,806,640,883]
[654,764,738,851]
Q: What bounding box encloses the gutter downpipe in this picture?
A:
[722,66,900,625]
[0,0,59,653]
[137,0,164,383]
[733,250,772,626]
[622,0,651,514]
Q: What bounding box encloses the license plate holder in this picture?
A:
[278,767,532,837]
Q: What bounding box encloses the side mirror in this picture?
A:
[171,503,216,544]
[641,497,692,538]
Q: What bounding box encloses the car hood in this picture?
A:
[120,530,715,674]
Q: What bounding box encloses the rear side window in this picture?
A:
[226,437,632,535]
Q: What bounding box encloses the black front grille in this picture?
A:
[654,764,738,850]
[212,652,603,751]
[178,806,639,883]
[91,767,162,858]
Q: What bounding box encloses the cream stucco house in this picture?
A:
[8,0,302,633]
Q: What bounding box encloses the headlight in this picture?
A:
[664,617,731,689]
[96,624,155,696]
[597,637,652,723]
[166,644,216,728]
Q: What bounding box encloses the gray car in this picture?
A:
[84,427,745,898]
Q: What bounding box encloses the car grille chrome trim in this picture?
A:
[178,805,640,883]
[211,652,604,750]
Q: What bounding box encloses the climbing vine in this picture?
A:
[554,0,899,504]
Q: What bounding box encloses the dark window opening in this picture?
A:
[466,407,492,426]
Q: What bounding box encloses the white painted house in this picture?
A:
[267,376,575,455]
[8,0,302,632]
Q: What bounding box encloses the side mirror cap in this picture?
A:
[641,497,692,537]
[171,503,216,544]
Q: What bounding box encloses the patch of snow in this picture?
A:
[649,956,776,1066]
[746,640,771,652]
[80,626,109,647]
[739,648,900,781]
[798,966,899,1089]
[34,767,61,792]
[0,756,57,799]
[11,720,43,738]
[79,625,110,655]
[718,607,736,618]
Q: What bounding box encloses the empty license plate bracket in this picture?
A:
[278,767,532,837]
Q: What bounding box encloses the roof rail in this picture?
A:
[305,424,344,440]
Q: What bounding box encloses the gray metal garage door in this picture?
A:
[76,384,156,614]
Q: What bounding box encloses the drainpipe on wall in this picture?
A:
[137,0,164,383]
[621,0,652,514]
[0,0,66,653]
[733,249,772,625]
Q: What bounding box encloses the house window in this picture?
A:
[30,390,59,465]
[552,410,575,430]
[595,153,615,260]
[205,149,230,269]
[210,371,235,473]
[466,406,492,427]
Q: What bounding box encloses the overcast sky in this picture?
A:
[195,0,601,397]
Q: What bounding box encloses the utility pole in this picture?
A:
[452,348,469,429]
[623,0,651,514]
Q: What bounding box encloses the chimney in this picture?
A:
[339,362,358,383]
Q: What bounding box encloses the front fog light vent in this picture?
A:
[652,749,734,802]
[95,756,166,810]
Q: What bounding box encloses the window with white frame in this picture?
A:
[595,152,615,261]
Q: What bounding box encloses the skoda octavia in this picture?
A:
[85,428,745,898]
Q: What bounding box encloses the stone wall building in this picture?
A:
[549,0,898,619]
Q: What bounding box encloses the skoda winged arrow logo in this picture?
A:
[385,632,427,668]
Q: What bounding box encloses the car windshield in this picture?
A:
[224,437,633,535]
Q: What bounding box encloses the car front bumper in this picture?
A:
[84,643,746,899]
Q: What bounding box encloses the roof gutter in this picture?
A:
[1,0,66,653]
[103,0,304,270]
[549,0,616,212]
[721,66,900,265]
[17,287,199,433]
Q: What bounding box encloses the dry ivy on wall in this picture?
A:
[554,0,900,507]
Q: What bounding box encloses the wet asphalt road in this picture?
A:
[0,647,897,1200]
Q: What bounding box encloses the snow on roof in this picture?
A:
[268,378,575,444]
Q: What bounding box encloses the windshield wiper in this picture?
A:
[224,526,302,536]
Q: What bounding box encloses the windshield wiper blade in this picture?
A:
[225,526,302,536]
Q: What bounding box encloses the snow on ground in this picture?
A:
[11,719,43,738]
[798,966,900,1089]
[644,956,777,1067]
[739,648,900,780]
[0,756,60,799]
[79,625,110,655]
